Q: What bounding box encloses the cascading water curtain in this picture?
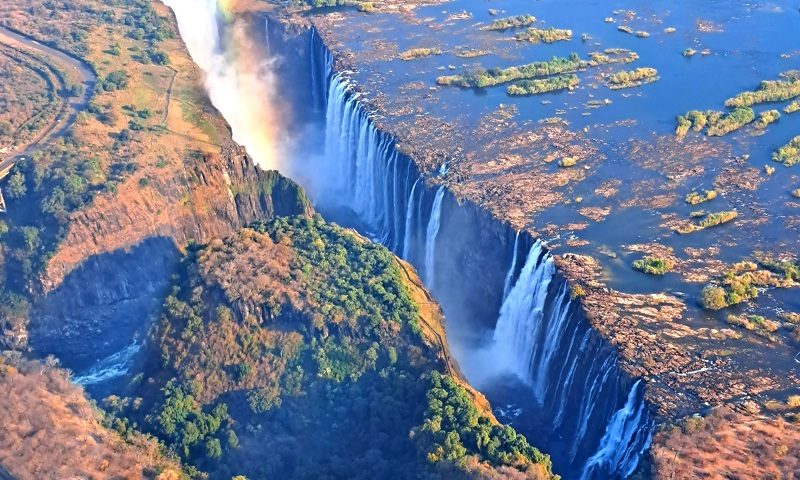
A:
[495,240,654,479]
[311,29,652,479]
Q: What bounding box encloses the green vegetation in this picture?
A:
[436,50,636,89]
[706,107,755,136]
[678,72,800,136]
[507,74,579,96]
[437,53,585,88]
[675,110,718,136]
[676,210,737,234]
[773,136,800,166]
[685,190,717,205]
[726,314,780,341]
[399,48,442,61]
[483,14,536,31]
[607,67,658,89]
[725,75,800,108]
[700,259,799,310]
[514,27,573,44]
[785,100,800,114]
[419,372,553,474]
[753,109,781,129]
[115,217,555,478]
[632,256,675,275]
[587,48,639,65]
[558,156,577,167]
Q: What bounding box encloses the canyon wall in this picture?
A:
[267,20,654,478]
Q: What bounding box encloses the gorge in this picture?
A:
[165,2,657,477]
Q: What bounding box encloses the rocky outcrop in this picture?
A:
[28,146,310,375]
[42,143,310,292]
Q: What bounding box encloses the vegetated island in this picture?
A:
[507,74,579,96]
[436,49,637,88]
[482,14,536,32]
[606,67,659,89]
[514,27,573,44]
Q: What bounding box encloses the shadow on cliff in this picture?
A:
[29,237,180,377]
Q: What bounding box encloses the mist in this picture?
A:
[162,0,288,171]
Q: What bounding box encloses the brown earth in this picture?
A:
[0,353,184,479]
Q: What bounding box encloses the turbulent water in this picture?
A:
[73,341,141,386]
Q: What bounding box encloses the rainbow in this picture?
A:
[216,0,236,21]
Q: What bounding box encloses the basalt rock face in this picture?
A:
[41,144,310,293]
[24,144,309,381]
[266,18,655,479]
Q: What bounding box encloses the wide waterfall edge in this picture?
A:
[268,15,656,478]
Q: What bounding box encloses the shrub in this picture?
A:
[632,256,675,275]
[506,74,579,96]
[725,76,800,108]
[514,27,573,44]
[773,135,800,166]
[707,107,755,136]
[607,67,658,89]
[676,210,737,234]
[685,190,717,205]
[483,15,536,31]
[700,286,728,310]
[398,48,442,61]
[753,109,780,129]
[558,156,577,167]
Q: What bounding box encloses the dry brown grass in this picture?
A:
[0,354,183,479]
[652,407,800,480]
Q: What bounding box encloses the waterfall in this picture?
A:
[309,29,318,113]
[305,28,654,478]
[503,230,521,300]
[581,381,652,479]
[424,186,446,287]
[532,283,571,400]
[491,241,554,383]
[264,17,271,56]
[403,179,421,260]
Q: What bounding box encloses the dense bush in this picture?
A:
[607,67,658,89]
[124,218,555,479]
[483,15,536,31]
[632,256,674,275]
[514,27,573,44]
[773,135,800,166]
[507,74,578,96]
[725,76,800,108]
[437,53,585,88]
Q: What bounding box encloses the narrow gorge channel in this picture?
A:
[170,3,655,478]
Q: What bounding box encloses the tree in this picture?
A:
[6,171,26,199]
[205,438,222,459]
[226,429,239,449]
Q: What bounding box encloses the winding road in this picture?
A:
[0,25,96,179]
